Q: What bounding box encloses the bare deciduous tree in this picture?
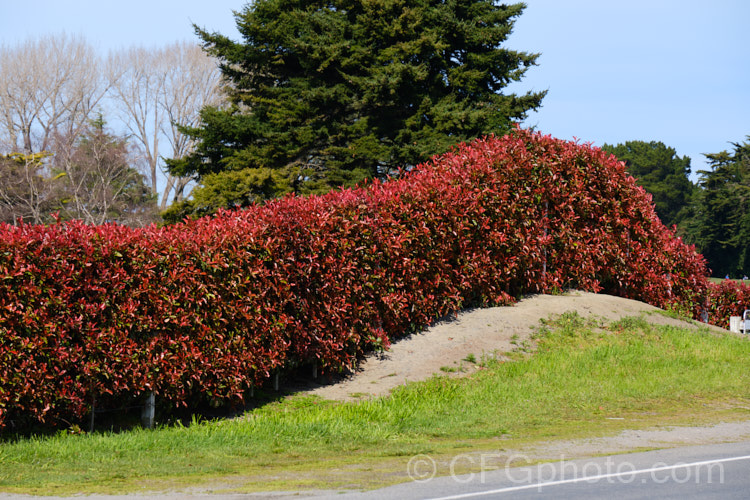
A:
[0,34,107,155]
[107,41,224,210]
[106,47,162,195]
[0,35,224,222]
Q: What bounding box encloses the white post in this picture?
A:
[730,316,742,333]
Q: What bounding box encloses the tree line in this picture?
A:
[601,138,750,278]
[2,1,546,226]
[0,34,223,226]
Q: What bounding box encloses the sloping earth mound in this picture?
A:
[305,291,728,401]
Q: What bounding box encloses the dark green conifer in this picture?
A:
[168,0,545,218]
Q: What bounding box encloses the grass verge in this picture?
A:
[1,311,749,495]
[708,277,749,284]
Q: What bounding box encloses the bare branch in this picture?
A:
[107,41,224,210]
[0,34,106,155]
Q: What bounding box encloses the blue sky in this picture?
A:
[1,0,747,179]
[507,1,749,179]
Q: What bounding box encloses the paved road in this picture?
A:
[303,441,750,500]
[3,441,750,500]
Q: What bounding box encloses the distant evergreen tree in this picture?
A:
[601,141,695,228]
[683,138,750,277]
[161,168,290,224]
[54,117,158,227]
[168,0,545,219]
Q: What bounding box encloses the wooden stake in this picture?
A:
[141,392,155,429]
[89,393,96,433]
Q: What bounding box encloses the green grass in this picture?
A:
[2,312,750,495]
[708,277,749,284]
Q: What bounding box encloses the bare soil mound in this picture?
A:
[305,291,726,401]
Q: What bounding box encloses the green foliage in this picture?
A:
[162,167,291,223]
[683,137,750,277]
[601,140,696,228]
[168,0,545,219]
[5,151,51,167]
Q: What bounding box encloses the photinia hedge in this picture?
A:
[0,127,721,429]
[703,280,750,327]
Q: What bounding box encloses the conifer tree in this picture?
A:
[684,138,750,277]
[169,0,545,217]
[601,141,695,228]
